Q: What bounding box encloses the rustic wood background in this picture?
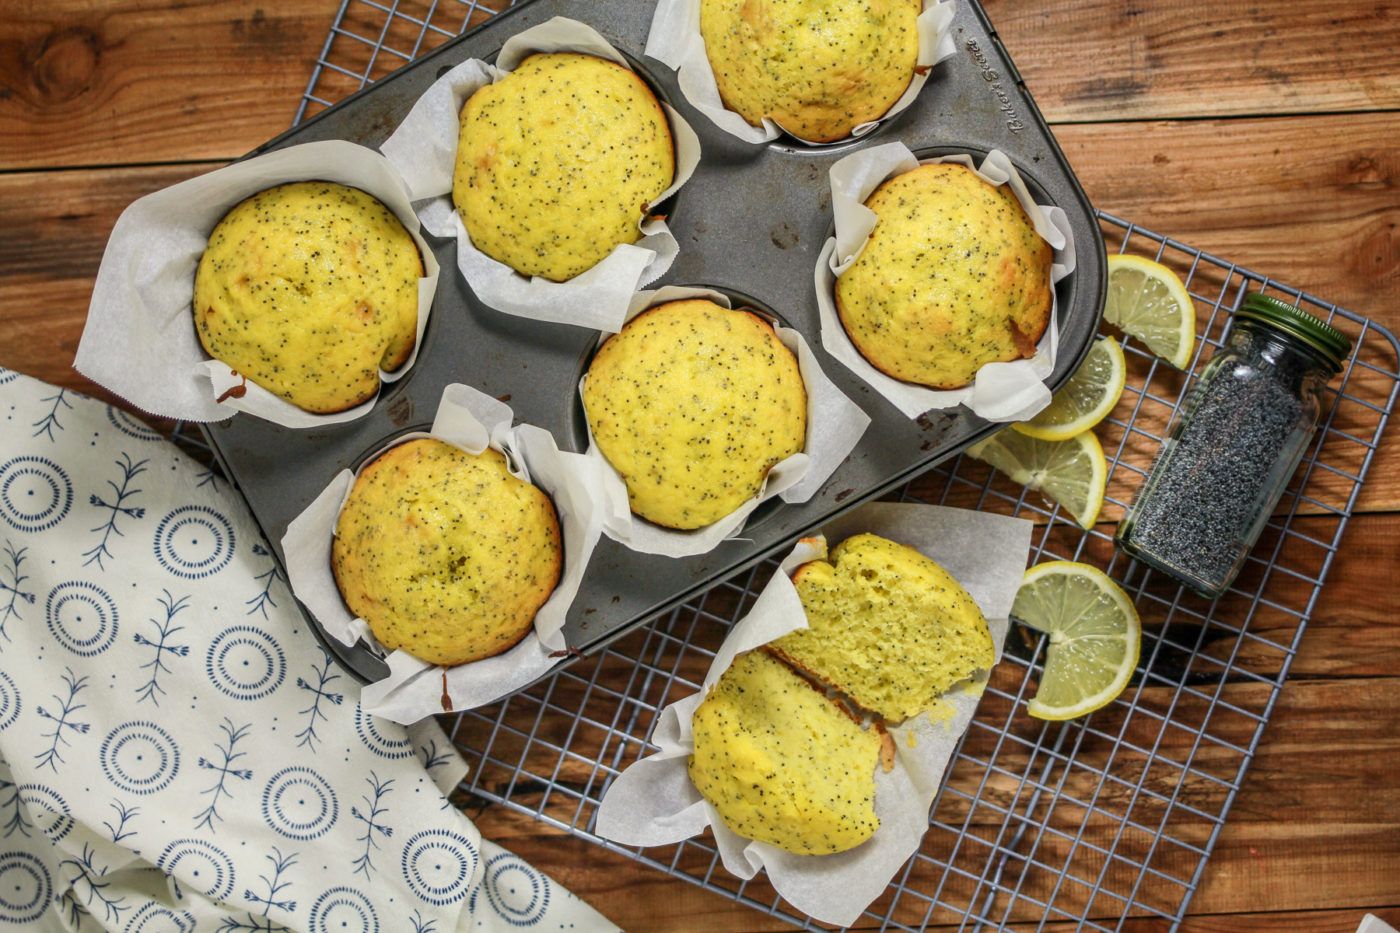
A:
[2,1,1398,930]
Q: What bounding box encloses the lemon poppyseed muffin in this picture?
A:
[770,533,995,722]
[835,163,1053,389]
[193,181,422,414]
[454,52,675,282]
[700,0,921,142]
[582,299,807,530]
[688,650,882,854]
[332,438,561,667]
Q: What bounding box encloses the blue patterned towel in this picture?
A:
[0,367,616,932]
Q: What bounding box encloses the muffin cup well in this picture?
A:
[380,16,702,334]
[280,382,615,724]
[646,0,956,146]
[815,142,1078,421]
[75,140,439,428]
[579,285,870,559]
[594,502,1033,927]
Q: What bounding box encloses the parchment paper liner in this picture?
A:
[580,286,871,558]
[595,501,1033,926]
[381,16,702,333]
[76,139,439,427]
[645,0,957,145]
[816,142,1078,421]
[282,383,612,724]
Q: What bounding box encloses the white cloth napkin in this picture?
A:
[0,366,616,932]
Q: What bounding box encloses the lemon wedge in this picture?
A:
[1014,336,1126,442]
[1104,254,1197,368]
[1012,561,1141,720]
[966,429,1108,529]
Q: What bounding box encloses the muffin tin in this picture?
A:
[200,0,1107,681]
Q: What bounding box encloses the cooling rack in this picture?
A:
[248,2,1400,928]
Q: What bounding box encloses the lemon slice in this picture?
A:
[1012,561,1141,720]
[966,429,1107,528]
[1014,337,1126,442]
[1104,254,1197,368]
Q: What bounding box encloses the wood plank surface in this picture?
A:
[985,0,1400,122]
[3,0,1399,168]
[0,0,324,168]
[3,1,1399,931]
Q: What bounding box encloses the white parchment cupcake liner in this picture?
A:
[645,0,957,145]
[76,140,440,427]
[579,285,870,558]
[281,383,614,724]
[381,16,702,333]
[595,501,1034,926]
[816,142,1078,421]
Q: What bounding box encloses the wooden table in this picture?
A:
[2,2,1397,929]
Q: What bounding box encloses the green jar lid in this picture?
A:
[1238,293,1352,372]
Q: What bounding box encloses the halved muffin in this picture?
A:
[770,533,994,722]
[688,650,882,855]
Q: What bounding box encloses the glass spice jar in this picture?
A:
[1115,293,1351,599]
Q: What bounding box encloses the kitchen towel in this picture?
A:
[0,366,616,932]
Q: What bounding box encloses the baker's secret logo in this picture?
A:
[965,39,1025,134]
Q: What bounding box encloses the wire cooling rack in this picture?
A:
[271,2,1400,928]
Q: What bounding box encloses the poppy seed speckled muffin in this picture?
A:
[688,650,882,855]
[581,299,807,530]
[331,438,561,666]
[770,533,994,722]
[453,52,675,282]
[193,181,422,414]
[835,163,1053,389]
[700,0,921,142]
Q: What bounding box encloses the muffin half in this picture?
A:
[688,650,882,855]
[770,533,995,722]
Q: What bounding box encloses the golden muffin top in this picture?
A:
[700,0,921,142]
[331,438,561,667]
[581,299,807,530]
[835,163,1053,389]
[688,650,881,855]
[772,533,994,722]
[454,52,675,283]
[193,181,422,414]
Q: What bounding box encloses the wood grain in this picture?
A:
[1056,112,1400,318]
[4,1,1400,930]
[985,0,1400,122]
[4,0,1399,169]
[0,0,324,168]
[0,161,212,407]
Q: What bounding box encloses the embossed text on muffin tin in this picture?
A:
[965,39,1025,133]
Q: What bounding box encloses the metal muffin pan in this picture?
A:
[199,0,1107,682]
